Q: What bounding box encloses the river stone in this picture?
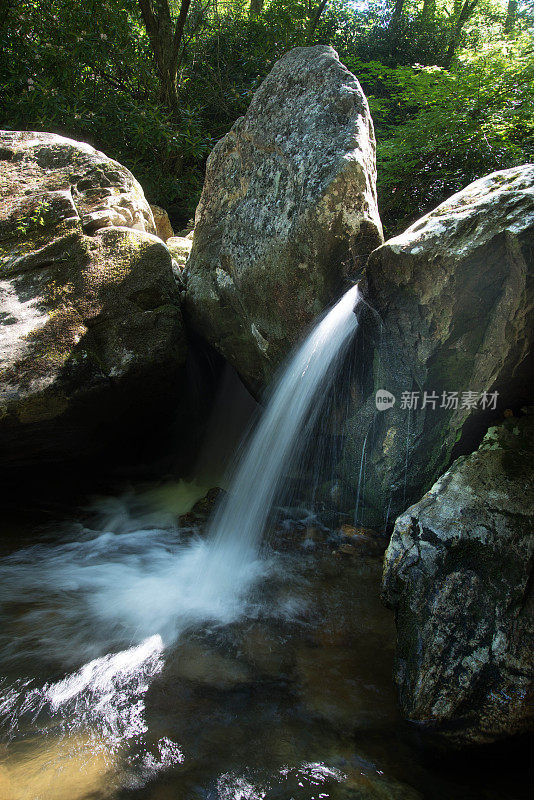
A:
[382,412,534,746]
[0,131,186,474]
[185,45,383,392]
[341,164,534,527]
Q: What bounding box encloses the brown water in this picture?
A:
[0,483,530,800]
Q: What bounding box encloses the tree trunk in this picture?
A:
[307,0,329,42]
[137,0,192,118]
[389,0,405,31]
[504,0,518,33]
[443,0,478,69]
[389,0,406,60]
[420,0,436,23]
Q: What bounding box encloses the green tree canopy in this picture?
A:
[1,0,532,230]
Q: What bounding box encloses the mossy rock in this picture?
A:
[382,411,534,746]
[0,131,186,475]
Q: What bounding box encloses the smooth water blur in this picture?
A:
[0,284,363,668]
[0,285,367,799]
[203,285,361,572]
[0,282,531,799]
[0,496,530,800]
[0,490,274,667]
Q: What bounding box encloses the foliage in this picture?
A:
[345,34,534,231]
[15,199,51,236]
[0,0,533,232]
[0,0,208,219]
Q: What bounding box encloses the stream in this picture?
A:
[0,481,530,800]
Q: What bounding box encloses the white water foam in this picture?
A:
[0,635,185,792]
[0,285,361,665]
[0,499,270,665]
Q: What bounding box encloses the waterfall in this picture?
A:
[199,284,362,584]
[0,285,363,660]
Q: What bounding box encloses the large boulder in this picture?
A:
[0,131,186,474]
[185,45,383,392]
[382,412,534,746]
[341,165,534,527]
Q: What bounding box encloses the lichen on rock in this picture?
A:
[185,45,383,392]
[341,164,534,527]
[382,412,534,746]
[0,131,185,473]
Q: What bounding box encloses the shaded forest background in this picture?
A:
[1,0,533,234]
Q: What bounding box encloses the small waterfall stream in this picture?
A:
[0,284,364,663]
[197,284,362,589]
[0,284,365,794]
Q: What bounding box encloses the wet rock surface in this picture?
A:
[185,45,382,392]
[0,131,186,475]
[341,164,534,527]
[382,412,534,746]
[178,486,224,527]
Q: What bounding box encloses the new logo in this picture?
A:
[375,389,396,410]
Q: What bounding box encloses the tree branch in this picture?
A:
[443,0,479,68]
[173,0,193,56]
[310,0,329,33]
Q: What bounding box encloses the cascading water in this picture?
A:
[0,284,363,661]
[104,280,364,635]
[201,284,362,578]
[3,283,518,800]
[2,285,363,645]
[0,285,362,660]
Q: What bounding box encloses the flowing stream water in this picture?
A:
[196,283,362,599]
[0,285,363,667]
[0,284,530,800]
